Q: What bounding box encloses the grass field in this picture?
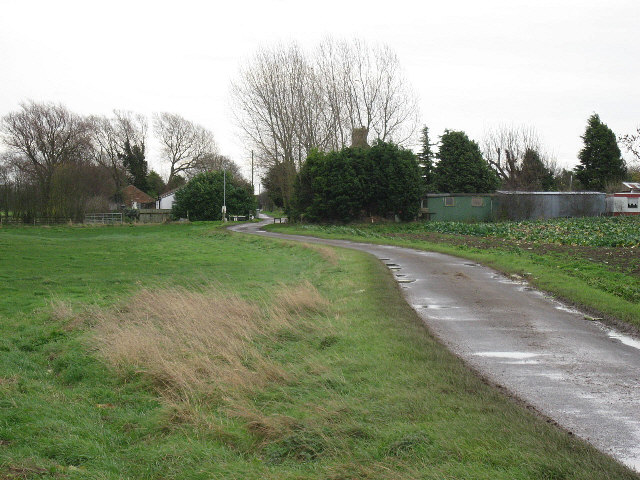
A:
[268,217,640,330]
[0,223,637,479]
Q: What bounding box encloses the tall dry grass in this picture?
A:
[92,281,327,403]
[300,243,339,266]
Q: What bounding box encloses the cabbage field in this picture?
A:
[296,216,640,248]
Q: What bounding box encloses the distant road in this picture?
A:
[229,217,640,472]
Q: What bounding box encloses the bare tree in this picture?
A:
[620,127,640,164]
[316,39,419,146]
[191,152,244,180]
[90,110,147,195]
[482,125,555,189]
[153,112,217,185]
[231,44,306,171]
[0,101,93,213]
[230,38,419,207]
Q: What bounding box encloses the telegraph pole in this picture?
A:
[222,167,227,222]
[251,150,254,192]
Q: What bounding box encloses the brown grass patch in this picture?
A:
[300,243,340,266]
[91,282,327,403]
[47,298,89,331]
[1,463,48,479]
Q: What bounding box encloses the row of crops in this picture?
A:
[298,216,640,247]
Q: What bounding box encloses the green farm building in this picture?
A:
[420,194,497,222]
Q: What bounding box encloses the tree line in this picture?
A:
[2,38,639,223]
[279,114,636,223]
[0,102,245,221]
[234,40,638,215]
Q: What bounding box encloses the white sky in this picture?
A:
[1,0,639,185]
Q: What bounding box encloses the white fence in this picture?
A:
[84,213,123,224]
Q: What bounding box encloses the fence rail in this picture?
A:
[84,213,123,225]
[0,217,71,226]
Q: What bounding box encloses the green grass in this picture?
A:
[0,223,637,478]
[260,209,285,218]
[267,221,640,329]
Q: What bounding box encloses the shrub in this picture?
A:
[172,171,256,221]
[293,141,422,222]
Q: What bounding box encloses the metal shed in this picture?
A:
[421,194,496,221]
[496,191,606,220]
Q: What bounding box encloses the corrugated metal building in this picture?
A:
[421,192,606,221]
[496,191,606,220]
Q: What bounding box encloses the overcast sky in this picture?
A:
[1,0,638,183]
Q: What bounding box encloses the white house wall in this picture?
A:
[158,193,176,210]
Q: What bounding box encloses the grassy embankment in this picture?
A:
[259,209,285,218]
[267,217,640,330]
[0,223,637,479]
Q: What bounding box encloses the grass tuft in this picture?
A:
[92,282,326,404]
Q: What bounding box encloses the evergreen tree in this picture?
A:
[172,171,256,221]
[120,140,148,192]
[292,141,422,222]
[575,114,626,191]
[417,126,435,192]
[434,130,499,193]
[145,170,166,198]
[518,148,555,191]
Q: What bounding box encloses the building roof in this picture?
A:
[159,187,180,199]
[497,191,604,195]
[424,193,497,197]
[122,185,155,206]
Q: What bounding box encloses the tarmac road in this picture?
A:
[229,218,640,472]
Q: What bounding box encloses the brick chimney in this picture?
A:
[351,127,369,148]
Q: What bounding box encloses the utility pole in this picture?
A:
[222,167,227,222]
[251,150,254,192]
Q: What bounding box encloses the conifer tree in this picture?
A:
[575,114,626,191]
[120,139,148,192]
[518,148,555,191]
[417,126,435,192]
[434,130,499,193]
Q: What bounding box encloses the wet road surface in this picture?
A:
[229,218,640,471]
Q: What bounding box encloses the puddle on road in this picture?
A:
[533,372,565,380]
[378,258,390,261]
[617,446,640,473]
[503,359,541,365]
[474,351,540,359]
[419,305,459,310]
[606,330,640,351]
[555,304,582,315]
[498,278,525,285]
[397,278,416,284]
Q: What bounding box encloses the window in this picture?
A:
[628,199,638,209]
[444,197,455,207]
[471,197,484,207]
